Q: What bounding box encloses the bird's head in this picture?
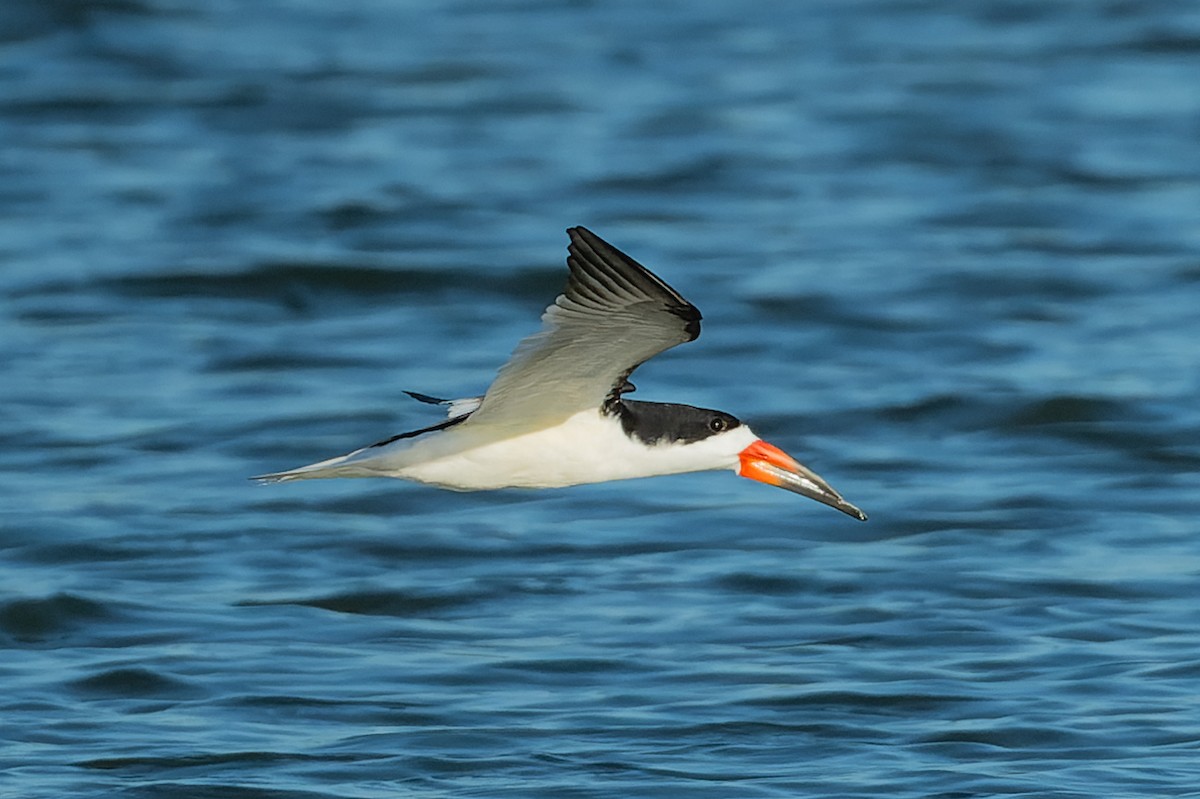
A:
[616,400,866,520]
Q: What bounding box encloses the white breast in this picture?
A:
[380,409,757,491]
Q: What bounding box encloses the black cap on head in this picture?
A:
[612,399,741,446]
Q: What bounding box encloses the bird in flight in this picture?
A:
[254,227,866,520]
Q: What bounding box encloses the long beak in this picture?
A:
[738,440,867,521]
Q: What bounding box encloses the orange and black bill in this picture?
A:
[738,440,867,521]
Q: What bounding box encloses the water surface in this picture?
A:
[3,1,1199,797]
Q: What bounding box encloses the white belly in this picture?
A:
[387,409,750,490]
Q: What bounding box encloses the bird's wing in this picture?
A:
[463,227,701,430]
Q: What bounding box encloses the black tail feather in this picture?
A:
[404,390,449,405]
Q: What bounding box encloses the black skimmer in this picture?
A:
[254,227,866,521]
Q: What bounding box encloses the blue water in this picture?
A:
[3,1,1200,796]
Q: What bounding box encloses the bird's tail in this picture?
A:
[253,402,460,485]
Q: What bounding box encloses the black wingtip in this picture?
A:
[564,226,702,340]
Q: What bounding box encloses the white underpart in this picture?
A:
[258,410,760,491]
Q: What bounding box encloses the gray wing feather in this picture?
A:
[464,227,701,429]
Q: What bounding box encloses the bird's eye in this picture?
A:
[708,417,728,433]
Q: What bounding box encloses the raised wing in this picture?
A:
[464,227,701,430]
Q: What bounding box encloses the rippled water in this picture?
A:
[3,1,1200,797]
